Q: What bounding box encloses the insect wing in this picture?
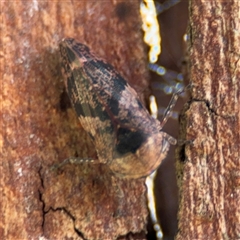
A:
[60,39,116,163]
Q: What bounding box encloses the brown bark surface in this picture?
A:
[1,1,150,239]
[176,0,240,239]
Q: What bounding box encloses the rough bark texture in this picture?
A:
[176,0,240,239]
[1,1,150,239]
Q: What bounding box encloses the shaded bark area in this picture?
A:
[151,1,189,239]
[1,1,150,239]
[176,0,240,239]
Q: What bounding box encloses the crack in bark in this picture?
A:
[49,207,87,240]
[37,167,87,239]
[191,98,220,117]
[37,167,46,229]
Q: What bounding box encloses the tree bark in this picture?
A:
[176,0,240,239]
[1,1,150,239]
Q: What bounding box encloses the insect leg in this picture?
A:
[50,157,98,171]
[159,85,190,129]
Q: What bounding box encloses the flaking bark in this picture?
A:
[176,0,240,239]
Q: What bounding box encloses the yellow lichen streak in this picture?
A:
[140,0,161,63]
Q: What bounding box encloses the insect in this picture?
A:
[59,38,177,179]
